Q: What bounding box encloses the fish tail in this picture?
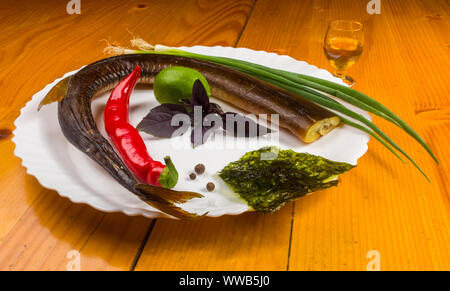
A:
[135,184,204,219]
[38,76,71,111]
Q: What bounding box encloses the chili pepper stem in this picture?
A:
[158,156,179,189]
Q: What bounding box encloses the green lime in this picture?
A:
[153,66,211,105]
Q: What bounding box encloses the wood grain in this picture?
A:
[0,0,254,270]
[0,0,449,271]
[135,208,293,271]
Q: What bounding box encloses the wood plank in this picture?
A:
[73,213,153,271]
[0,0,254,270]
[133,0,296,271]
[135,207,293,271]
[237,0,450,270]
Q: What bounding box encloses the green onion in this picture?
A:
[263,68,438,165]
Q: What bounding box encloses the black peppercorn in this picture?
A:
[206,182,215,192]
[189,173,196,180]
[195,163,205,175]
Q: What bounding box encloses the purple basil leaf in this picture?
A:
[221,112,272,137]
[191,79,210,107]
[137,104,189,138]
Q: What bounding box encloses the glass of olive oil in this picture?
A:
[323,20,363,87]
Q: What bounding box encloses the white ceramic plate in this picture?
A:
[13,46,370,219]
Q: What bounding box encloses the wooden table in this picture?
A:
[0,0,449,271]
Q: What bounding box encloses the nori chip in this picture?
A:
[218,147,355,213]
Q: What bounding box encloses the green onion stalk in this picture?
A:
[104,39,437,180]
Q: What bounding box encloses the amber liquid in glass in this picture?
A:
[323,37,363,73]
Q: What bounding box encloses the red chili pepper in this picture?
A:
[104,66,178,188]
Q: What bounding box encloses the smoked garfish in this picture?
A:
[40,54,340,219]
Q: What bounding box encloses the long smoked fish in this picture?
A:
[40,54,340,219]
